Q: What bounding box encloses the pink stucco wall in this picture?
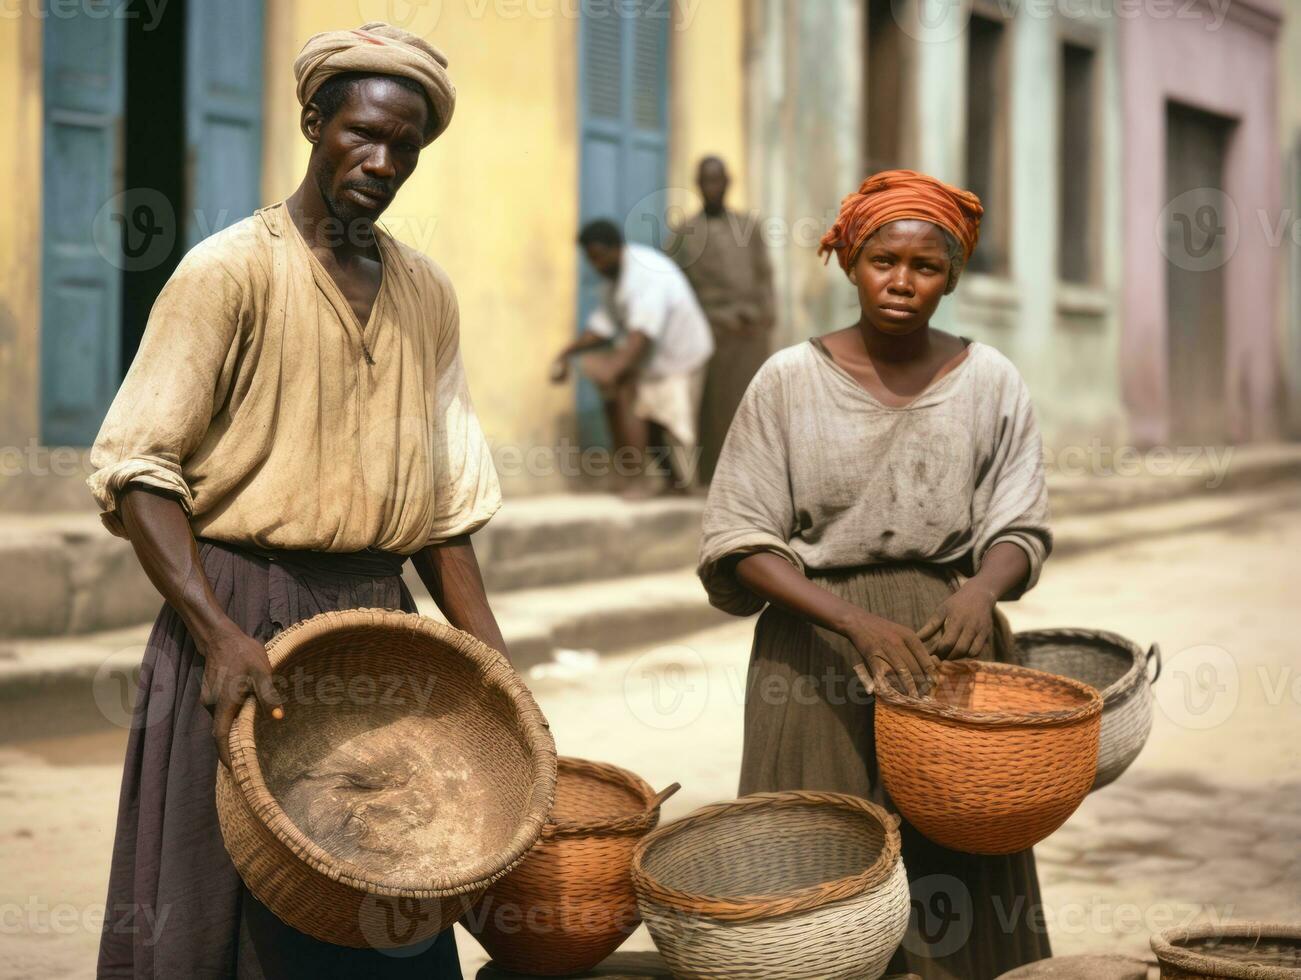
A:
[1120,0,1282,443]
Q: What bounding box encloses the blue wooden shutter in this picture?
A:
[185,0,265,246]
[576,2,670,446]
[40,2,126,446]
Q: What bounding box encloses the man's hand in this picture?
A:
[549,356,570,384]
[196,622,284,769]
[918,583,998,661]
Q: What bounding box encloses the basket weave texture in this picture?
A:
[1011,628,1157,790]
[215,609,557,948]
[465,757,677,976]
[875,659,1102,855]
[1152,922,1301,979]
[630,791,910,980]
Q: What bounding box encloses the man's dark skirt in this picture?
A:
[96,539,462,979]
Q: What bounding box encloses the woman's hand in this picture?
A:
[196,621,284,770]
[918,583,997,661]
[843,609,939,697]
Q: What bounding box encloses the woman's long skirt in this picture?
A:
[738,562,1053,980]
[95,540,462,979]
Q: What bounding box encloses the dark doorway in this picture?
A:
[1164,101,1235,443]
[121,0,186,369]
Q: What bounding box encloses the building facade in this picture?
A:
[0,0,749,499]
[744,0,1128,450]
[1119,0,1283,445]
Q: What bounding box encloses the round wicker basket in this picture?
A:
[875,659,1103,855]
[1011,629,1161,791]
[465,757,680,976]
[214,608,557,949]
[630,791,910,980]
[1151,922,1301,979]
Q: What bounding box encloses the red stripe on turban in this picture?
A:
[818,170,984,273]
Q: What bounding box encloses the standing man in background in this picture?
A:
[668,156,776,485]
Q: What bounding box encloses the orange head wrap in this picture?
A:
[818,170,984,278]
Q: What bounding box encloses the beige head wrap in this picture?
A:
[293,22,455,145]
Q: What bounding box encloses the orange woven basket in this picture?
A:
[874,659,1102,855]
[464,757,680,976]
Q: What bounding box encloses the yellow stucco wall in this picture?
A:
[3,3,749,493]
[670,0,749,208]
[0,15,43,448]
[264,2,748,493]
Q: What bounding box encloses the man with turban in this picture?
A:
[698,169,1054,978]
[91,22,495,978]
[666,156,777,485]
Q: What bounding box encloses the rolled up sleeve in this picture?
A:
[697,361,802,616]
[86,246,244,537]
[971,380,1053,599]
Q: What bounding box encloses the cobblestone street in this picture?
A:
[1,496,1298,977]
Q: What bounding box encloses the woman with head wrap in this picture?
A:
[699,170,1054,977]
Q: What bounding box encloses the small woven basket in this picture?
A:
[465,757,680,976]
[1012,629,1161,791]
[630,791,910,980]
[215,609,557,949]
[1152,922,1301,979]
[875,659,1103,855]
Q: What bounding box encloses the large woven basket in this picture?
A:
[875,659,1103,855]
[1152,922,1301,979]
[1011,629,1161,791]
[215,609,557,949]
[465,757,680,975]
[630,791,910,980]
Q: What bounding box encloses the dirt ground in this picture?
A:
[1,497,1298,977]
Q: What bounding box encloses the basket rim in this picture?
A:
[629,790,901,923]
[226,608,558,900]
[1150,921,1301,978]
[874,659,1103,727]
[542,757,661,840]
[1012,627,1148,706]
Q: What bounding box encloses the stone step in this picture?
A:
[0,494,705,639]
[4,478,1298,719]
[2,442,1299,640]
[0,565,730,736]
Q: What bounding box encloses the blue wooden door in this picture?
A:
[577,2,670,446]
[40,2,126,446]
[185,0,265,246]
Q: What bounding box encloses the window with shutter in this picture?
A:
[575,2,671,447]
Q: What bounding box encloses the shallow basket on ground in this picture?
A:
[215,608,557,949]
[630,791,910,980]
[464,757,680,976]
[874,659,1103,855]
[1010,628,1161,791]
[1151,921,1301,979]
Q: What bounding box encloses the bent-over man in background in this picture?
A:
[667,156,776,484]
[550,220,714,498]
[88,23,501,978]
